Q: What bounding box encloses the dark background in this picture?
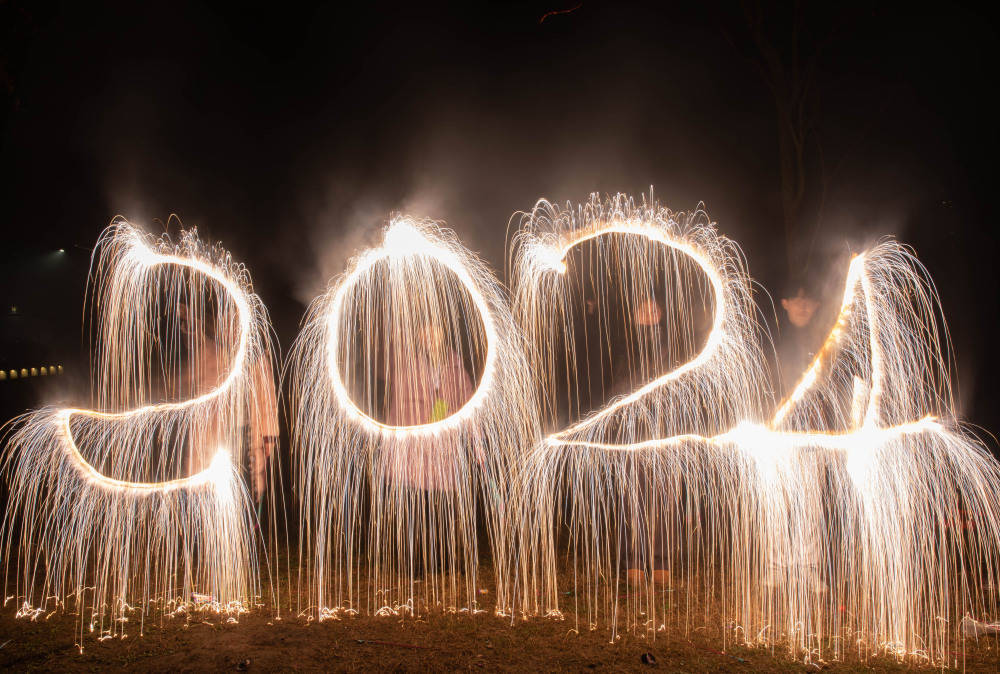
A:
[2,1,998,440]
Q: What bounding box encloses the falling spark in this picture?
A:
[507,194,1000,664]
[1,219,279,643]
[507,193,768,636]
[289,216,538,619]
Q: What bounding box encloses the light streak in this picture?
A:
[324,221,499,436]
[1,219,279,644]
[289,216,539,619]
[507,193,768,640]
[507,194,1000,664]
[542,221,730,443]
[511,195,768,449]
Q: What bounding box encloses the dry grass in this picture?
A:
[2,561,999,672]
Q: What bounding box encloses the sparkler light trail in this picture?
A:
[507,193,769,635]
[1,220,279,645]
[289,216,538,620]
[507,193,1000,665]
[511,194,769,446]
[749,240,1000,662]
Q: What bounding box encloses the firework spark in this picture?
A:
[507,194,1000,664]
[751,240,1000,661]
[289,216,538,619]
[507,194,768,634]
[1,220,279,644]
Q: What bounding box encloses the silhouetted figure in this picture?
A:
[178,302,277,500]
[381,320,475,577]
[384,321,474,492]
[773,279,828,592]
[779,284,823,396]
[614,295,671,586]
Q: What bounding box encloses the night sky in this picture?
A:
[2,2,998,434]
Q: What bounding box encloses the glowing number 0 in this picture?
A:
[289,217,537,620]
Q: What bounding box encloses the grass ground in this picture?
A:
[2,563,999,672]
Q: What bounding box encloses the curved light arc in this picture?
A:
[57,233,251,491]
[324,221,498,438]
[538,221,728,444]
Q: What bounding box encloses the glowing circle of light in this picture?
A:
[290,215,538,621]
[324,219,499,436]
